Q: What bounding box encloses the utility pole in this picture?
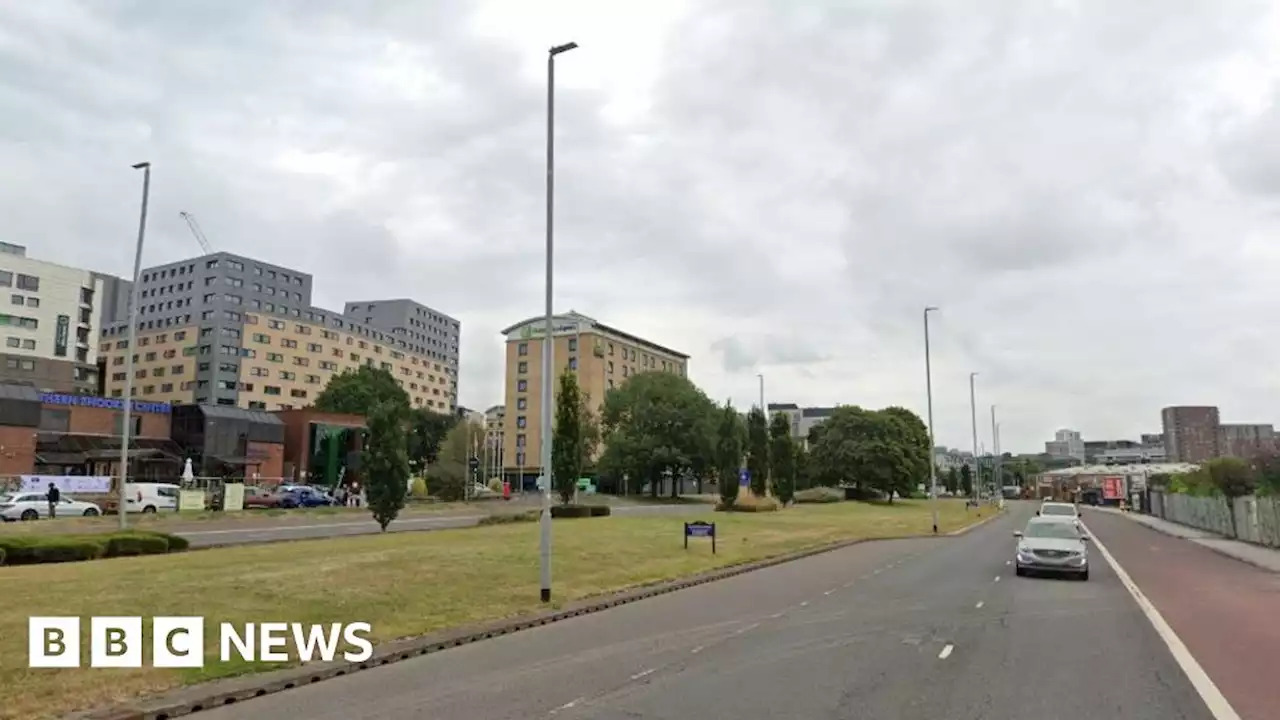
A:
[924,307,939,533]
[118,161,151,530]
[969,372,980,505]
[990,405,998,498]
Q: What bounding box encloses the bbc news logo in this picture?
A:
[29,617,373,668]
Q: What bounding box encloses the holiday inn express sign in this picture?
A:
[509,317,586,341]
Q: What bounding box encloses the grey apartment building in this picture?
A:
[1161,406,1221,463]
[100,251,459,411]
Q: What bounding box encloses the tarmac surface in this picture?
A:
[189,502,1248,720]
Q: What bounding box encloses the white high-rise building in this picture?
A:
[1045,428,1085,462]
[0,243,103,394]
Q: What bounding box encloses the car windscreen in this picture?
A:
[1024,522,1082,540]
[1040,504,1076,516]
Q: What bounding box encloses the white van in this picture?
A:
[106,483,181,514]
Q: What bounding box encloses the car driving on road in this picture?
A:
[1037,500,1081,528]
[1014,516,1091,580]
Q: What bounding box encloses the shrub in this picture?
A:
[549,504,594,519]
[794,487,843,504]
[487,478,504,494]
[478,510,540,525]
[0,536,107,565]
[104,533,171,558]
[135,531,189,552]
[0,547,6,566]
[588,505,612,517]
[715,495,780,512]
[409,476,428,499]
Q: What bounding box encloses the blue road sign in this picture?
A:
[739,469,750,487]
[684,521,717,554]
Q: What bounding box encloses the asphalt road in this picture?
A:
[178,502,708,547]
[192,502,1227,720]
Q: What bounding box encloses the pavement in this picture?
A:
[183,501,1273,720]
[176,502,708,548]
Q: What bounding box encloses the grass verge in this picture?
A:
[1,498,985,720]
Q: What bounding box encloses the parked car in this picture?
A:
[278,485,335,507]
[241,486,297,509]
[102,482,181,514]
[0,493,103,521]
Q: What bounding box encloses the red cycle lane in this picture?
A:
[1083,510,1280,720]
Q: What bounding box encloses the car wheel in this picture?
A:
[142,505,157,514]
[1015,566,1026,577]
[1080,569,1089,581]
[83,508,99,516]
[20,509,38,521]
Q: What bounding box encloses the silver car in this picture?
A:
[1013,517,1090,580]
[0,492,103,521]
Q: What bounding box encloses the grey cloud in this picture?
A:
[3,0,1280,454]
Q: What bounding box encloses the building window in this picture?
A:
[16,274,38,291]
[568,357,577,370]
[516,434,526,447]
[264,385,282,396]
[568,338,577,352]
[518,342,529,356]
[517,379,527,392]
[517,361,528,374]
[517,416,527,428]
[517,397,528,410]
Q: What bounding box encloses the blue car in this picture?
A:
[279,485,335,508]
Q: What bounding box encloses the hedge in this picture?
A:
[715,495,781,512]
[549,504,595,519]
[794,487,844,504]
[588,505,612,517]
[478,510,540,526]
[0,530,189,567]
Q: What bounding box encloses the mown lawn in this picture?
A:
[0,498,987,719]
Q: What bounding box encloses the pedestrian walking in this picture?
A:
[46,482,60,519]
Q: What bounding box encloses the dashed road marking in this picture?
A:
[799,601,810,607]
[994,575,1001,583]
[1005,560,1012,565]
[691,645,705,654]
[824,589,834,595]
[552,697,586,714]
[938,644,954,660]
[975,601,984,609]
[630,668,656,681]
[1084,522,1242,720]
[872,568,883,575]
[769,612,784,619]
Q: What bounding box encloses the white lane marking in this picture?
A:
[1005,560,1012,565]
[938,644,954,660]
[824,589,835,595]
[769,612,784,619]
[739,622,760,633]
[994,575,1001,583]
[872,568,883,575]
[975,601,985,609]
[799,601,810,607]
[843,581,855,588]
[691,645,705,654]
[1084,522,1243,720]
[552,697,586,713]
[630,668,656,680]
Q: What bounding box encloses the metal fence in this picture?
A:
[1148,490,1280,548]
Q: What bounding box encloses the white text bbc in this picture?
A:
[28,617,374,668]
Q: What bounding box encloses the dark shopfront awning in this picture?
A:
[207,454,272,467]
[35,433,185,466]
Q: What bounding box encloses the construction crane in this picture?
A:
[179,211,213,254]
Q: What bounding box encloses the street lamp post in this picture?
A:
[923,307,939,533]
[969,372,980,505]
[990,405,999,496]
[539,41,577,604]
[117,161,151,531]
[757,373,765,416]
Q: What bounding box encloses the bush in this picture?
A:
[0,536,107,565]
[104,533,170,558]
[478,510,540,525]
[487,478,503,494]
[0,547,6,566]
[549,504,595,519]
[794,487,844,504]
[715,495,780,512]
[588,505,612,517]
[410,476,428,499]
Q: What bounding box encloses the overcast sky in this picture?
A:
[4,0,1280,454]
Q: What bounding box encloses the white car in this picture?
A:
[1037,501,1082,528]
[0,493,103,521]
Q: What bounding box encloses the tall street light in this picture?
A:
[539,40,577,604]
[757,373,765,416]
[923,307,938,533]
[990,404,999,496]
[969,371,980,505]
[118,161,151,531]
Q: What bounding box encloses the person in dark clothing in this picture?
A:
[47,483,60,519]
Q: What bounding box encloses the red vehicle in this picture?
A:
[241,486,294,509]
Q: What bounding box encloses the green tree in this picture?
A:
[960,463,973,497]
[363,402,410,530]
[1251,451,1280,497]
[314,366,410,416]
[598,372,717,499]
[433,421,483,502]
[807,406,922,501]
[552,368,586,504]
[745,408,770,496]
[768,411,797,504]
[715,401,745,506]
[880,406,932,491]
[407,408,457,474]
[1206,457,1256,538]
[945,466,960,494]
